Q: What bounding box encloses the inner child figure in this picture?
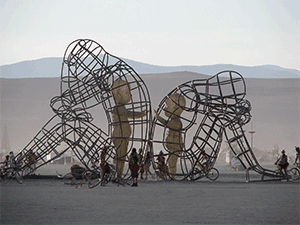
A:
[154,93,186,179]
[111,78,148,177]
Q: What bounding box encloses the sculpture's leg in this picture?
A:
[167,148,182,179]
[17,116,69,175]
[224,123,279,179]
[112,137,129,178]
[188,114,224,180]
[17,115,113,175]
[168,153,177,179]
[64,121,113,169]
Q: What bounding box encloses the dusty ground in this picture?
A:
[1,168,299,225]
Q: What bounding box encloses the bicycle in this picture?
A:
[0,164,23,184]
[289,163,300,180]
[190,166,219,181]
[206,168,219,181]
[272,164,298,181]
[86,163,127,188]
[155,164,169,180]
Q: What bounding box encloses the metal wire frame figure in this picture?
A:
[151,70,280,181]
[13,39,152,178]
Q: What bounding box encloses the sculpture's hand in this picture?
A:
[154,110,158,118]
[50,95,92,122]
[50,95,72,116]
[142,109,149,117]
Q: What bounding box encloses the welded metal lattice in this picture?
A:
[8,39,283,182]
[150,71,282,181]
[14,39,152,178]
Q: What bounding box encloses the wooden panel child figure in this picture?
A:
[111,78,148,178]
[154,93,186,179]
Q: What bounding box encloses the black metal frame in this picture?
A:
[150,71,282,181]
[14,39,152,178]
[6,39,285,182]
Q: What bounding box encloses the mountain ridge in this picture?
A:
[1,57,299,79]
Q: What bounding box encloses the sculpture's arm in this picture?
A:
[154,110,168,126]
[119,106,148,119]
[154,110,182,130]
[50,73,109,119]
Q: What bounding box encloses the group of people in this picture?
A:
[128,148,155,186]
[4,145,299,184]
[98,147,174,187]
[0,151,16,178]
[97,147,154,187]
[1,150,38,179]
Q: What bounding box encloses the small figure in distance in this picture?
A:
[143,151,154,180]
[1,155,10,177]
[156,150,168,180]
[129,148,140,186]
[275,150,289,179]
[294,147,300,167]
[138,148,144,180]
[16,152,23,168]
[100,146,111,186]
[9,151,16,169]
[26,150,37,172]
[7,151,16,177]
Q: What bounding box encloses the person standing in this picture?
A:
[275,150,289,179]
[294,147,300,166]
[156,150,168,179]
[129,148,139,186]
[143,151,154,180]
[100,146,110,185]
[137,149,144,179]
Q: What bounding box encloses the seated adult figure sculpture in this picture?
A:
[13,39,152,177]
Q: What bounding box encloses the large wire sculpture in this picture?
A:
[14,39,152,178]
[150,71,284,181]
[6,39,285,182]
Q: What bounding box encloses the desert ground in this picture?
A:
[1,164,299,225]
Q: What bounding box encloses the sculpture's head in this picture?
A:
[111,79,131,104]
[164,93,186,119]
[232,99,252,125]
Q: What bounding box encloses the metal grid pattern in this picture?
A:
[15,39,152,178]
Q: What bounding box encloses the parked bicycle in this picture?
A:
[289,163,300,180]
[272,165,298,181]
[85,163,128,188]
[0,162,23,184]
[190,165,219,181]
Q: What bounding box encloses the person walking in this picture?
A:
[129,148,139,186]
[100,146,110,185]
[294,147,300,166]
[143,151,154,180]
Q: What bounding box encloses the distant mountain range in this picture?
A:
[1,57,299,79]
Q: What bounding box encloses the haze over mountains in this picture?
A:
[0,57,299,79]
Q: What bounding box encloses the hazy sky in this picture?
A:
[1,0,299,70]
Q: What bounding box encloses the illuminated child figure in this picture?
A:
[111,79,148,177]
[155,93,186,179]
